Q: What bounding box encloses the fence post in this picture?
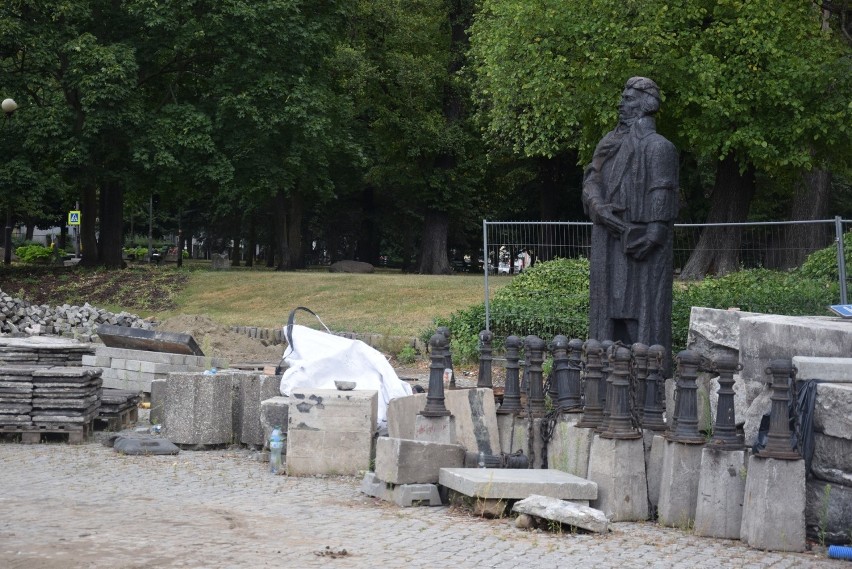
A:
[836,216,848,304]
[483,219,491,331]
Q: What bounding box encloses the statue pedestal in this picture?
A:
[547,415,594,478]
[587,435,648,521]
[414,414,456,444]
[741,456,806,552]
[657,439,704,527]
[694,447,747,539]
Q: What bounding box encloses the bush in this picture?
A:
[441,258,836,364]
[797,231,852,282]
[15,244,54,264]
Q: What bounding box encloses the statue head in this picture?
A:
[619,76,661,121]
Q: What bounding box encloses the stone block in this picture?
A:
[793,356,852,383]
[813,383,852,440]
[233,372,281,447]
[739,314,852,383]
[260,396,289,450]
[496,415,546,469]
[646,433,666,508]
[386,393,426,439]
[657,440,705,528]
[546,416,593,478]
[586,435,648,522]
[149,379,166,426]
[743,384,773,447]
[741,456,806,552]
[286,389,377,476]
[161,372,234,446]
[375,437,465,484]
[805,478,852,545]
[694,448,747,539]
[413,414,456,444]
[812,433,852,486]
[444,388,500,456]
[513,494,609,534]
[389,389,499,452]
[360,472,444,507]
[439,468,597,501]
[687,307,760,359]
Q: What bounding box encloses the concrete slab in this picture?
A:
[97,323,204,356]
[793,356,852,382]
[586,435,648,522]
[359,472,443,507]
[387,393,426,439]
[694,448,747,539]
[741,456,806,552]
[512,494,609,534]
[438,468,597,501]
[688,307,760,359]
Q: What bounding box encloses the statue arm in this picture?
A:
[583,161,627,234]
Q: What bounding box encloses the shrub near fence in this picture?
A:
[442,229,846,364]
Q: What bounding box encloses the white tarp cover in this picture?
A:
[278,323,412,429]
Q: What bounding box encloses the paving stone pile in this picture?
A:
[0,336,95,366]
[0,365,36,424]
[30,367,102,427]
[0,289,152,339]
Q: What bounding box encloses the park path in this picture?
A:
[0,439,843,569]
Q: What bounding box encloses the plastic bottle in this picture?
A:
[269,426,283,474]
[478,451,486,468]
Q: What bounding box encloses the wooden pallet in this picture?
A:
[0,421,93,444]
[94,406,139,431]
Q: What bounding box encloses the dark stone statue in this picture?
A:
[581,77,679,373]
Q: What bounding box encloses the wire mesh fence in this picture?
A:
[480,218,851,345]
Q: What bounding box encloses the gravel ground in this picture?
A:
[0,425,843,569]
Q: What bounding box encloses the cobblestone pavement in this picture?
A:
[0,440,843,569]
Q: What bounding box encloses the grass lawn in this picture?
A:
[0,262,507,339]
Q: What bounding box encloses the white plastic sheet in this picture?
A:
[278,323,412,429]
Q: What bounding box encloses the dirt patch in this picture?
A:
[156,314,284,365]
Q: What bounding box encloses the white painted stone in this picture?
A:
[512,494,609,534]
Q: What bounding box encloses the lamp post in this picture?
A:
[2,98,19,265]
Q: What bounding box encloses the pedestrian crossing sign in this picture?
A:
[68,210,81,225]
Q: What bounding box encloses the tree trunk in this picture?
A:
[59,225,68,250]
[680,155,756,280]
[288,191,305,269]
[355,186,381,265]
[98,179,125,268]
[79,183,100,267]
[273,190,291,271]
[777,168,832,269]
[246,216,256,268]
[417,209,452,274]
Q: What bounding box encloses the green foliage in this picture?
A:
[14,244,54,264]
[396,345,418,365]
[443,258,836,363]
[672,268,836,351]
[798,232,852,282]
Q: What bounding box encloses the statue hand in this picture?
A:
[594,203,627,234]
[626,236,657,260]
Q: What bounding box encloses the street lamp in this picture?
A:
[2,98,18,265]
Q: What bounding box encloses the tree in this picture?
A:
[469,0,851,278]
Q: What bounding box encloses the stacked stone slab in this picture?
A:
[83,346,227,392]
[0,336,94,366]
[97,388,141,429]
[795,356,852,545]
[30,367,102,426]
[0,366,37,425]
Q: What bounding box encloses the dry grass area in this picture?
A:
[159,268,505,337]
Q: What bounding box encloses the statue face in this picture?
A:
[618,87,645,121]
